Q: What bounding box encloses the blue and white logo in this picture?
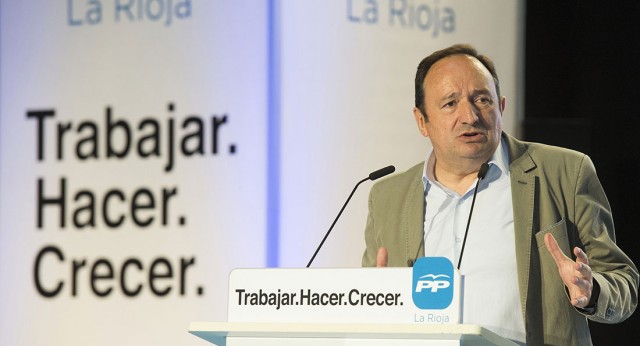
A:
[412,257,454,309]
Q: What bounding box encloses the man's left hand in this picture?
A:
[544,233,594,308]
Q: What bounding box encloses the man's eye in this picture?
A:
[443,100,457,108]
[476,97,492,105]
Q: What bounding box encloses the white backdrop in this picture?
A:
[0,0,524,345]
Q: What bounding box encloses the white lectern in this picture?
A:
[189,265,518,345]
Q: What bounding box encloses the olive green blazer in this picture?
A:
[362,133,638,345]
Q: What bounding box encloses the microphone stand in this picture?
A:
[457,163,489,270]
[306,177,368,268]
[306,165,395,267]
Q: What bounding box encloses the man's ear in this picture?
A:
[500,96,506,113]
[413,107,429,137]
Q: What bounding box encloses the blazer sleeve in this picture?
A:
[575,155,639,323]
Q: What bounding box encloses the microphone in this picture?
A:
[456,163,490,270]
[369,165,395,180]
[306,165,395,267]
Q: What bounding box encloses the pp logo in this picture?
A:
[412,257,454,309]
[415,274,450,293]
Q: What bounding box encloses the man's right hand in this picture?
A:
[376,247,388,267]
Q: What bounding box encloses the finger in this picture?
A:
[573,261,592,278]
[572,295,589,308]
[571,275,592,292]
[573,247,589,265]
[544,233,568,268]
[376,247,388,267]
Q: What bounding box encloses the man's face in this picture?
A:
[414,54,503,170]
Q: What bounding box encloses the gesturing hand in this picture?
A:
[544,233,594,308]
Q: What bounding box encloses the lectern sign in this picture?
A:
[412,257,454,309]
[227,257,461,324]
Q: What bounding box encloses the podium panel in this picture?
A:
[190,265,518,346]
[227,264,461,324]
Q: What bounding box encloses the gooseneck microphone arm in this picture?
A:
[306,165,395,268]
[457,162,490,270]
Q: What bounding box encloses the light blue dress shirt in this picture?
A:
[421,137,526,344]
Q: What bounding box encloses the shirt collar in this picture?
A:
[421,135,510,192]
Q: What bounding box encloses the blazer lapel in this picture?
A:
[505,133,537,324]
[406,167,426,264]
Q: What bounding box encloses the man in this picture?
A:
[362,44,638,345]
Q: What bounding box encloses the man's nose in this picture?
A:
[459,100,480,124]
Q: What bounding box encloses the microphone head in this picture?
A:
[369,165,395,181]
[478,163,490,180]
